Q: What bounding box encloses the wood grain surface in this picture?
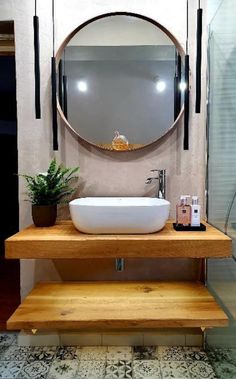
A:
[7,281,228,330]
[5,221,232,259]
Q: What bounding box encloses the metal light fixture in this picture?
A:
[184,0,190,150]
[51,0,58,150]
[195,0,203,113]
[174,52,182,120]
[33,0,41,119]
[62,51,68,119]
[58,53,68,118]
[58,59,63,108]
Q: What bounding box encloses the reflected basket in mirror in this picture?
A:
[99,143,144,151]
[112,131,129,151]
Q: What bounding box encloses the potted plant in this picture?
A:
[21,159,79,227]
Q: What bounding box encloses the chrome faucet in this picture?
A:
[145,169,166,199]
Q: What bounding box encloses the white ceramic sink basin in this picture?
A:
[69,197,170,234]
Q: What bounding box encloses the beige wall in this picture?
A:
[0,0,207,299]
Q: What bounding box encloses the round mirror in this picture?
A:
[57,13,184,151]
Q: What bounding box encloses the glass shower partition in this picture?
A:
[207,0,236,347]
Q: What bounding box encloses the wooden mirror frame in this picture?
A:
[56,12,185,152]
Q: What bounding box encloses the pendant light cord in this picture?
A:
[52,0,55,56]
[35,0,37,16]
[186,0,189,54]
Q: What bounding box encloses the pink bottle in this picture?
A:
[176,195,191,226]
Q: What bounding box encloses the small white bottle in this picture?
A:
[191,196,201,227]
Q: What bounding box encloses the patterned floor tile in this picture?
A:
[1,345,30,361]
[0,332,17,346]
[206,350,218,362]
[207,347,232,363]
[0,361,25,378]
[55,346,79,360]
[77,360,105,378]
[185,347,202,352]
[18,360,51,379]
[211,361,236,379]
[107,347,132,353]
[107,346,132,361]
[159,346,187,361]
[105,360,132,378]
[185,348,209,362]
[0,347,6,358]
[27,346,57,362]
[47,359,79,379]
[160,361,190,379]
[133,360,161,379]
[188,361,217,379]
[79,346,107,360]
[0,334,224,379]
[226,349,236,366]
[133,346,157,360]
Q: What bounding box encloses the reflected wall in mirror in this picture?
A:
[57,13,185,151]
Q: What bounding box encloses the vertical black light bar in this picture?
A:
[184,55,189,150]
[58,60,63,108]
[184,0,190,150]
[174,52,182,120]
[63,74,68,119]
[174,51,179,120]
[33,0,41,119]
[177,53,182,110]
[195,0,203,113]
[51,0,58,150]
[62,50,68,119]
[51,57,58,150]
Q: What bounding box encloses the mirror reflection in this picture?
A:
[58,14,184,151]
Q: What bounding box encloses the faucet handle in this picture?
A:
[150,169,166,174]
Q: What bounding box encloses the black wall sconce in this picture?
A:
[58,55,68,119]
[174,52,182,120]
[184,0,190,150]
[51,0,58,151]
[195,0,203,113]
[33,0,41,119]
[62,52,68,119]
[58,60,63,108]
[62,73,68,119]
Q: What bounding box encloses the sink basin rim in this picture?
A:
[70,197,170,207]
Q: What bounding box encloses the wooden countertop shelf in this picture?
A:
[5,220,231,259]
[7,281,228,330]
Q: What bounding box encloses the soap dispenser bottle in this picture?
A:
[176,195,191,226]
[191,196,201,227]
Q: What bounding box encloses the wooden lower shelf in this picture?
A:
[7,281,228,330]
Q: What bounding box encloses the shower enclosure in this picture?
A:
[207,0,236,347]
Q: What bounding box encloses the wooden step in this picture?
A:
[7,281,228,330]
[5,221,232,259]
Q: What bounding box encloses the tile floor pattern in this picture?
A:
[206,345,236,379]
[0,332,234,378]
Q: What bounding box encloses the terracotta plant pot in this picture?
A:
[32,204,57,227]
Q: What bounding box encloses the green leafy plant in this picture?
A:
[21,159,79,205]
